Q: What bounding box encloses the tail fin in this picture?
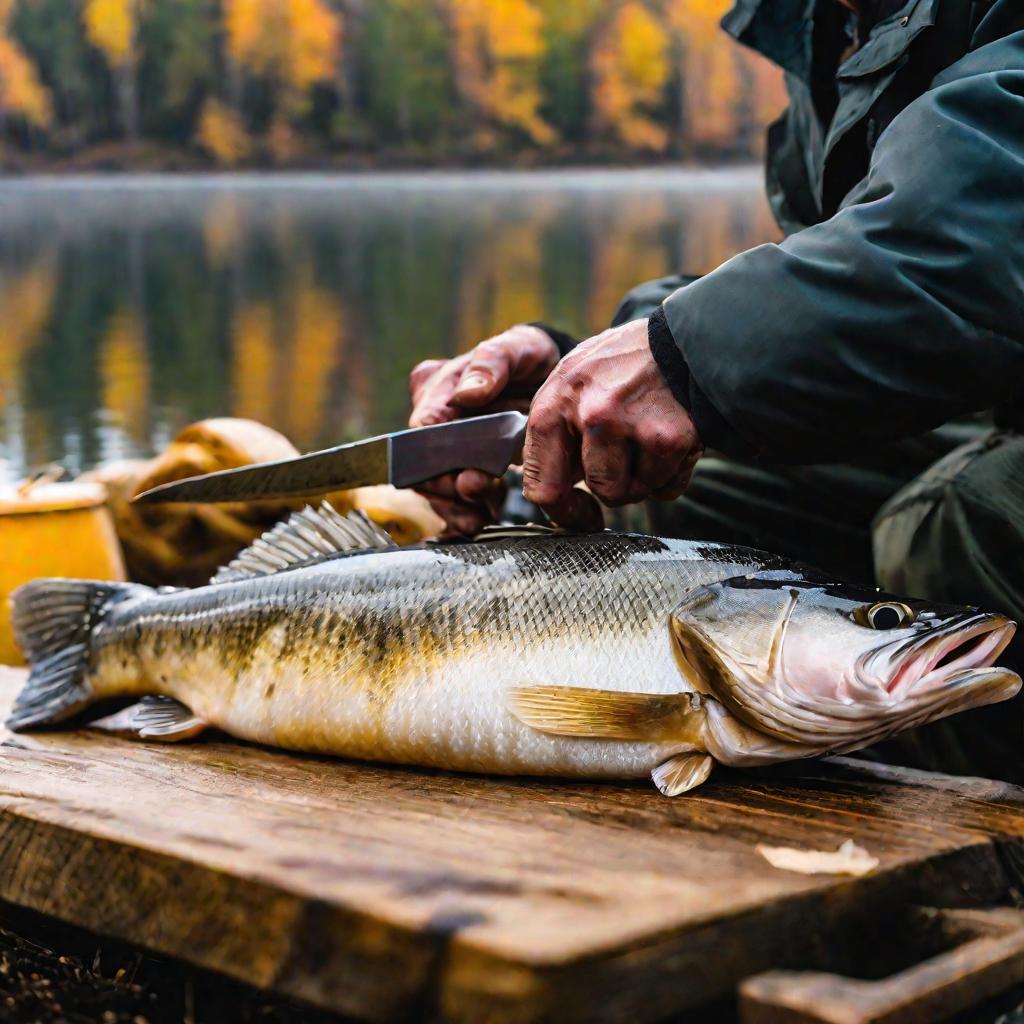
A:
[8,579,146,731]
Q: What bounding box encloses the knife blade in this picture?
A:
[133,411,529,504]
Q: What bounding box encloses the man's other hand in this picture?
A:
[523,318,703,529]
[408,324,560,535]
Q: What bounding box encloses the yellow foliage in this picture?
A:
[448,0,555,146]
[196,98,251,165]
[591,1,670,152]
[288,0,339,91]
[0,33,52,128]
[225,0,341,116]
[83,0,137,68]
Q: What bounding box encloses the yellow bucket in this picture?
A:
[0,477,126,665]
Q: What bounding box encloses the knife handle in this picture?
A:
[391,411,529,487]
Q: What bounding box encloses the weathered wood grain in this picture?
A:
[0,668,1023,1022]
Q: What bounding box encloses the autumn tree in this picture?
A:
[0,0,51,138]
[589,0,670,152]
[666,0,787,156]
[446,0,555,149]
[218,0,342,160]
[82,0,142,139]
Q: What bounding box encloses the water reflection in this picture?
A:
[0,171,778,482]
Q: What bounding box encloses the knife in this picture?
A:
[133,411,529,504]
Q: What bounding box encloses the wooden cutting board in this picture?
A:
[0,667,1023,1023]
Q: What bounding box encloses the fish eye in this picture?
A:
[856,602,916,630]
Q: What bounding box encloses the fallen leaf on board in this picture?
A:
[756,839,879,877]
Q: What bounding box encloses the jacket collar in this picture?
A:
[721,0,819,80]
[721,0,927,81]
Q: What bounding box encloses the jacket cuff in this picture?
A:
[528,322,579,358]
[648,306,691,408]
[653,302,748,458]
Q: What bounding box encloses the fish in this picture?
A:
[7,504,1021,796]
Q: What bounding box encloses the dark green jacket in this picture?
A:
[619,0,1024,463]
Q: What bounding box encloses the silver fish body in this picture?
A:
[9,508,1021,796]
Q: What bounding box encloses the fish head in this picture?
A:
[671,570,1020,754]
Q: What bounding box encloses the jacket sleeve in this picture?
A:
[663,29,1024,463]
[611,274,701,326]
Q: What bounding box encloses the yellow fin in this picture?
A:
[508,686,705,741]
[652,753,713,797]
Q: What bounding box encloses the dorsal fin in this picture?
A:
[211,503,397,584]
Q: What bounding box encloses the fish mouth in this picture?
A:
[882,614,1017,697]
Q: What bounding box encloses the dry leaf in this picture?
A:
[756,839,879,877]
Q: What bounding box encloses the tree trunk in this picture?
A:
[118,64,139,140]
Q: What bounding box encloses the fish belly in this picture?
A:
[123,613,690,780]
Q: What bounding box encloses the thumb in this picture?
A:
[451,343,513,408]
[545,487,604,532]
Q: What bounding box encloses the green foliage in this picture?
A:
[359,0,454,147]
[139,0,219,141]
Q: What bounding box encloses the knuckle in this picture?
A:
[579,400,618,432]
[641,426,684,458]
[411,358,442,377]
[475,339,504,359]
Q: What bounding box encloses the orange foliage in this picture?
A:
[0,33,52,128]
[196,97,251,164]
[590,1,670,152]
[448,0,555,147]
[667,0,786,150]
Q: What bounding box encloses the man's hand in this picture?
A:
[409,324,560,535]
[523,318,703,528]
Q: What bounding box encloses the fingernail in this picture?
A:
[455,374,489,393]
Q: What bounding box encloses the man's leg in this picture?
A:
[870,429,1024,781]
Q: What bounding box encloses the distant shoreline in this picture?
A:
[0,140,765,179]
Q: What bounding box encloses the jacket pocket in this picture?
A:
[823,0,940,164]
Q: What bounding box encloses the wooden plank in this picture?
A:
[0,668,1023,1023]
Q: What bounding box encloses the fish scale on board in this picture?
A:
[7,504,1021,796]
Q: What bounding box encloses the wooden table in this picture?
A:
[1,668,1024,1023]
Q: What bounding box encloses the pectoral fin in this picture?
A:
[508,686,706,742]
[91,696,209,743]
[652,753,714,796]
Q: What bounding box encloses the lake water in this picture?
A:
[0,170,777,483]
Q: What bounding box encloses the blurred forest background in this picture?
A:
[0,0,786,169]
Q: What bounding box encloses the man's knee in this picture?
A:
[873,430,1024,641]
